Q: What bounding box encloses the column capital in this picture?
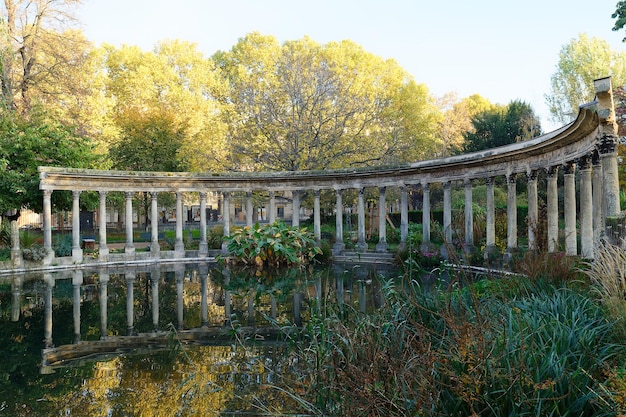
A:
[99,190,108,198]
[578,154,592,171]
[125,191,133,199]
[150,191,159,200]
[598,134,618,155]
[526,170,537,181]
[591,148,601,166]
[314,189,321,197]
[464,178,472,187]
[507,173,517,183]
[546,165,559,178]
[485,176,494,186]
[562,161,576,175]
[72,190,81,198]
[199,191,206,199]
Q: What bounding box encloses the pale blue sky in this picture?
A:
[78,0,625,131]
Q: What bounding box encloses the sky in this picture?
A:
[78,0,625,132]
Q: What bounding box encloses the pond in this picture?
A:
[0,261,399,416]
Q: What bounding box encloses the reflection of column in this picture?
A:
[150,192,160,257]
[11,274,23,322]
[270,294,277,320]
[43,190,53,262]
[464,178,474,250]
[485,177,496,252]
[313,190,321,242]
[126,270,135,336]
[151,264,160,332]
[199,192,208,256]
[72,270,83,343]
[359,280,367,314]
[200,264,208,327]
[563,161,577,256]
[292,190,300,227]
[376,187,387,252]
[527,171,538,251]
[592,150,604,241]
[400,186,408,247]
[125,192,135,256]
[333,264,344,307]
[99,269,109,339]
[422,183,431,246]
[333,190,345,255]
[547,166,559,252]
[247,295,255,326]
[43,273,54,348]
[293,292,302,327]
[222,192,231,254]
[443,181,452,243]
[72,190,83,262]
[175,192,185,255]
[176,266,184,330]
[579,155,594,258]
[223,269,231,325]
[98,191,109,260]
[356,187,367,252]
[268,191,276,224]
[506,174,517,252]
[246,191,253,227]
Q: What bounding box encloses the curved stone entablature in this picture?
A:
[39,102,601,193]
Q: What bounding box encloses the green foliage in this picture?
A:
[613,1,626,42]
[53,234,73,257]
[221,221,321,268]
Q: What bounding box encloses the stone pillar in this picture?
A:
[98,269,109,339]
[506,173,517,254]
[221,192,231,254]
[376,187,388,252]
[124,192,135,256]
[592,150,604,241]
[10,220,21,267]
[175,192,185,255]
[579,155,594,258]
[291,190,300,227]
[43,273,54,348]
[43,189,53,263]
[150,192,160,257]
[246,191,253,227]
[72,270,83,343]
[527,170,538,251]
[151,265,160,332]
[268,191,276,224]
[356,187,367,252]
[72,190,83,262]
[464,178,474,251]
[333,189,345,255]
[126,270,135,336]
[98,191,109,260]
[563,161,577,256]
[595,77,621,218]
[313,189,321,242]
[485,177,496,253]
[443,181,452,243]
[400,185,408,248]
[422,183,431,247]
[546,166,559,252]
[198,192,208,256]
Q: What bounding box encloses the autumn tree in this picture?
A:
[212,32,442,172]
[463,100,541,152]
[545,33,626,124]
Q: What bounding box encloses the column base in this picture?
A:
[150,242,161,258]
[124,245,135,256]
[332,242,345,255]
[198,242,208,257]
[10,249,22,267]
[375,241,388,252]
[72,247,83,263]
[98,247,109,262]
[356,240,367,253]
[221,241,230,255]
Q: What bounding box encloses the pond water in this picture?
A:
[0,261,398,416]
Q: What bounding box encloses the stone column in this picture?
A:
[485,177,496,254]
[527,170,538,251]
[221,192,231,254]
[291,190,300,227]
[150,192,160,257]
[313,189,321,242]
[99,269,109,339]
[592,150,604,241]
[422,183,431,247]
[246,191,253,227]
[268,191,276,224]
[356,187,367,252]
[126,270,135,336]
[595,77,621,218]
[10,221,21,267]
[400,186,408,248]
[98,191,109,260]
[563,161,577,256]
[505,173,517,254]
[333,189,345,255]
[175,192,185,255]
[198,192,208,256]
[464,178,474,252]
[546,166,559,252]
[72,270,83,343]
[579,155,594,258]
[43,273,54,348]
[71,190,83,262]
[43,189,53,263]
[443,181,452,243]
[124,192,135,256]
[376,187,388,252]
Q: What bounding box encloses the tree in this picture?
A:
[0,111,97,219]
[212,32,441,172]
[463,100,541,153]
[612,1,626,41]
[545,33,626,124]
